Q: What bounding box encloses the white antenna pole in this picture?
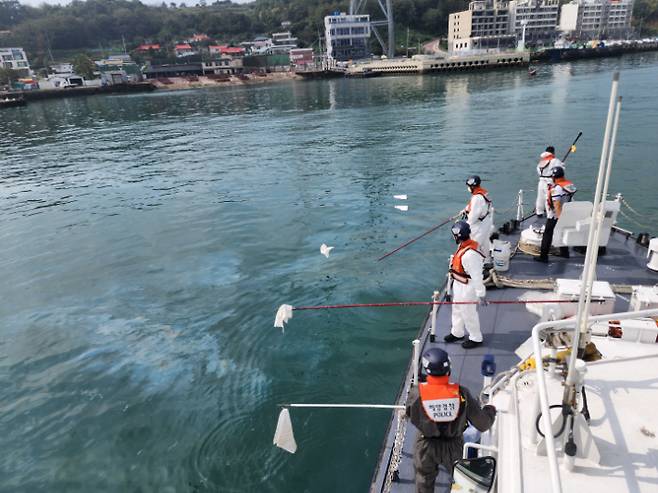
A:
[565,72,619,390]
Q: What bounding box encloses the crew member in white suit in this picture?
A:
[461,175,494,265]
[444,221,487,349]
[535,146,564,217]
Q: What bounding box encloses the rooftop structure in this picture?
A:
[0,47,30,75]
[324,12,371,61]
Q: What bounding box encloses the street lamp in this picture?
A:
[518,19,528,51]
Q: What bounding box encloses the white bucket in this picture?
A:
[492,240,512,272]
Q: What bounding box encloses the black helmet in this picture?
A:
[422,348,451,376]
[545,145,555,154]
[466,175,481,188]
[451,220,471,243]
[551,166,565,179]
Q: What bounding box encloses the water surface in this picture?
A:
[1,53,658,492]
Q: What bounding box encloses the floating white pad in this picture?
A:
[274,304,294,331]
[394,194,408,200]
[394,205,409,212]
[320,243,334,258]
[273,408,297,454]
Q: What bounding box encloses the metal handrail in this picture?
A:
[531,307,658,493]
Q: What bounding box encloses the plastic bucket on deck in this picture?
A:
[492,240,512,272]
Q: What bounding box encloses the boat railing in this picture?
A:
[530,307,658,493]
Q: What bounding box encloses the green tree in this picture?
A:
[72,54,96,79]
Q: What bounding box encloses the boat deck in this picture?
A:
[370,217,658,492]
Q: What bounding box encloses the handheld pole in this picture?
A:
[378,214,457,261]
[561,131,583,163]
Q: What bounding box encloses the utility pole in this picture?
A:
[406,27,409,57]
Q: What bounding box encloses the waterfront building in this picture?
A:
[142,63,204,79]
[49,63,74,74]
[202,58,243,75]
[289,48,314,67]
[0,47,31,76]
[271,32,299,54]
[559,0,634,39]
[448,2,516,52]
[209,45,245,57]
[508,0,560,42]
[324,12,371,61]
[174,43,196,58]
[95,56,142,82]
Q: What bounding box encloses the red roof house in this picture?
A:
[209,45,246,57]
[136,43,161,52]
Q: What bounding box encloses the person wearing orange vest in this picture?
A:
[444,221,487,349]
[535,146,565,217]
[462,175,494,265]
[406,348,497,493]
[535,166,577,262]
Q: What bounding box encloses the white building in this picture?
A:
[559,0,634,39]
[271,31,298,53]
[448,2,517,52]
[0,47,31,74]
[324,12,371,61]
[508,0,560,42]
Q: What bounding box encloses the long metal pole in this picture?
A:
[283,403,405,409]
[565,72,619,390]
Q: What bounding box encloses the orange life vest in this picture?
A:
[547,178,576,211]
[465,186,492,221]
[419,375,463,423]
[449,239,483,284]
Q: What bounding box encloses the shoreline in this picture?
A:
[148,71,300,91]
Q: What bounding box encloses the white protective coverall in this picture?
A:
[535,153,564,216]
[449,248,486,343]
[466,194,494,264]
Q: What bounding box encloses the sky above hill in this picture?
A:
[18,0,252,5]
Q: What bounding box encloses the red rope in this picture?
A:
[292,299,595,311]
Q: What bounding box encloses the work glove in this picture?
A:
[478,297,489,307]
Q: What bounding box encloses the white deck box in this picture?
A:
[555,278,616,317]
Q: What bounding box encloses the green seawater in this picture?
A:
[1,53,658,492]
